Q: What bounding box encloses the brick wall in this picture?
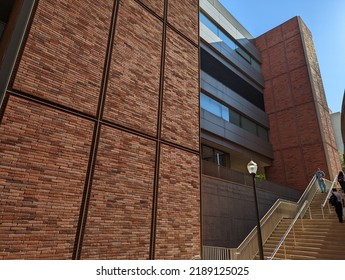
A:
[0,97,93,259]
[256,17,340,192]
[12,0,113,116]
[155,145,200,259]
[0,0,200,259]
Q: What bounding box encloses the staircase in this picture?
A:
[261,189,345,260]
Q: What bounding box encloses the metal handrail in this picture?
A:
[321,176,338,219]
[268,200,309,260]
[268,176,336,259]
[230,176,316,260]
[297,176,317,204]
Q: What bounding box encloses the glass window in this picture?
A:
[258,126,269,141]
[201,94,270,142]
[241,117,257,135]
[200,93,229,122]
[200,12,218,36]
[251,59,261,72]
[235,47,251,63]
[200,12,261,73]
[202,145,214,162]
[229,109,240,126]
[218,30,237,50]
[215,149,230,167]
[202,145,230,168]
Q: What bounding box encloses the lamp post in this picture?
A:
[247,160,264,260]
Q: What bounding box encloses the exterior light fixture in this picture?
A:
[247,160,264,260]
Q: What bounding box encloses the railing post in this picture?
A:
[300,215,304,231]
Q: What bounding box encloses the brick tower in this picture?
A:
[256,17,341,192]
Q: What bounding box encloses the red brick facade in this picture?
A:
[0,0,200,259]
[256,17,340,191]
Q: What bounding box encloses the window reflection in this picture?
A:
[200,11,261,72]
[202,144,230,168]
[201,93,229,122]
[201,93,269,141]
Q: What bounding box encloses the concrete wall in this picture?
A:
[202,175,300,247]
[0,0,200,260]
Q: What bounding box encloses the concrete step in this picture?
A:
[256,191,345,260]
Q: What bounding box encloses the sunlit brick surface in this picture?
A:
[256,17,340,191]
[161,28,199,150]
[12,0,113,116]
[1,0,200,260]
[155,145,200,259]
[81,126,156,259]
[0,97,93,259]
[104,0,162,136]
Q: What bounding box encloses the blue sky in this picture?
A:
[218,0,345,113]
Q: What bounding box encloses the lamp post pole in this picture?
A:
[247,161,264,260]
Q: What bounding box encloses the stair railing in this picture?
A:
[321,177,337,219]
[267,200,309,260]
[229,176,317,260]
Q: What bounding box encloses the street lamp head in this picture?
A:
[247,160,258,175]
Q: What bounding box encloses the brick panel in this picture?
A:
[302,143,327,178]
[285,35,305,71]
[0,97,93,259]
[267,42,288,78]
[12,0,113,115]
[266,26,282,48]
[104,0,162,136]
[281,147,307,190]
[161,28,199,150]
[271,74,292,112]
[168,0,199,44]
[254,35,267,51]
[139,0,164,18]
[276,109,299,149]
[263,80,274,113]
[267,114,279,148]
[281,17,300,40]
[290,67,313,105]
[81,126,156,259]
[295,103,321,145]
[266,150,285,185]
[155,144,200,259]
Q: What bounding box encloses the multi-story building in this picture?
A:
[0,0,340,259]
[200,0,340,248]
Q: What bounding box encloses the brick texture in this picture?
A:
[81,125,156,260]
[155,144,200,260]
[104,0,162,136]
[0,96,93,259]
[12,0,113,116]
[139,0,164,18]
[161,28,199,151]
[256,17,341,191]
[0,0,200,260]
[168,0,199,44]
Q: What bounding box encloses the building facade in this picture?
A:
[199,0,301,247]
[0,0,200,260]
[256,16,341,190]
[0,0,340,259]
[199,0,340,248]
